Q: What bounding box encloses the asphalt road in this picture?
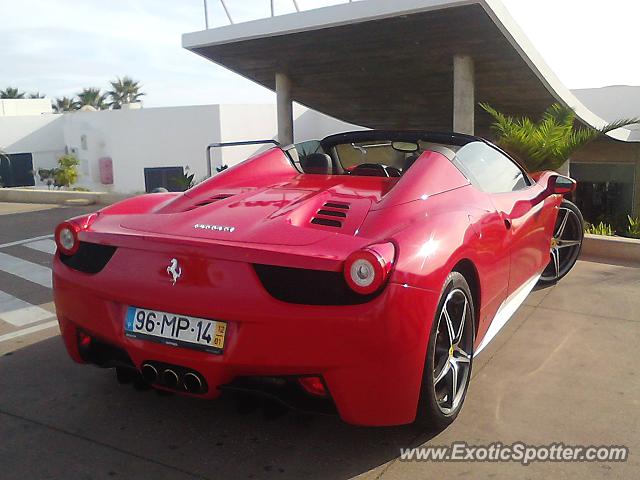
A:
[0,203,638,479]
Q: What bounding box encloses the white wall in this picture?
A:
[63,105,222,192]
[217,104,277,170]
[216,103,363,170]
[0,114,64,176]
[294,105,364,141]
[0,99,52,117]
[572,86,640,133]
[0,103,361,193]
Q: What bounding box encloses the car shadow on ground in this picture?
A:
[0,338,442,479]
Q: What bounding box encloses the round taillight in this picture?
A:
[344,242,395,295]
[54,213,99,256]
[350,258,376,289]
[55,222,80,255]
[59,227,75,250]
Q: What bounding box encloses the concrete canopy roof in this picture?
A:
[183,0,638,141]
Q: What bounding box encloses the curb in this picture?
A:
[0,188,132,206]
[582,233,640,265]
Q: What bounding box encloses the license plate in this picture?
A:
[124,307,226,354]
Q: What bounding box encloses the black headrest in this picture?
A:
[300,153,333,175]
[404,154,421,172]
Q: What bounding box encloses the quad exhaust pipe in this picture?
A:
[183,372,203,393]
[141,363,159,383]
[139,362,206,394]
[162,369,180,389]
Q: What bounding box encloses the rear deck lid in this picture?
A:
[119,176,393,246]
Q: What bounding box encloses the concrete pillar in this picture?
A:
[276,72,294,145]
[453,55,475,135]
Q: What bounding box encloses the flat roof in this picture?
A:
[183,0,638,142]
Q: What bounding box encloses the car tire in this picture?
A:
[539,200,584,286]
[415,271,475,430]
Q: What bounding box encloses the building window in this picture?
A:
[0,153,35,187]
[571,162,635,227]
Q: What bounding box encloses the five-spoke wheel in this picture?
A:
[539,200,584,285]
[432,288,473,415]
[416,272,475,429]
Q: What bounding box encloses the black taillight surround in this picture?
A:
[59,242,117,274]
[253,264,381,305]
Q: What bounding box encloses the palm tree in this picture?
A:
[0,87,26,99]
[480,103,640,172]
[77,88,107,110]
[27,92,46,99]
[53,96,79,113]
[107,76,145,109]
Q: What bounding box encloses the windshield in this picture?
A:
[294,137,462,177]
[335,140,461,177]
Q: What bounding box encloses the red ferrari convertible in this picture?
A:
[53,131,583,427]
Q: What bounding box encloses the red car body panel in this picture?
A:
[53,139,562,426]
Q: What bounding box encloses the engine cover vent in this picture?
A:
[310,201,351,228]
[184,193,235,211]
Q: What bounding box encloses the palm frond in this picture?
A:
[77,88,107,110]
[107,76,145,108]
[599,118,640,134]
[480,102,640,171]
[0,87,26,99]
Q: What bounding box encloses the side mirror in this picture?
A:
[547,174,576,195]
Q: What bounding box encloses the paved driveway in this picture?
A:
[0,203,638,479]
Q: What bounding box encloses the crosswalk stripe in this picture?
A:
[24,239,57,255]
[0,236,58,344]
[0,290,54,326]
[0,252,52,289]
[0,234,54,249]
[0,320,59,343]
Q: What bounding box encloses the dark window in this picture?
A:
[0,153,35,187]
[143,167,185,193]
[455,142,529,193]
[571,162,635,227]
[295,140,324,157]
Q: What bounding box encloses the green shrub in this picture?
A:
[37,155,80,189]
[584,221,615,236]
[627,215,640,239]
[55,154,80,188]
[172,166,196,191]
[37,168,56,189]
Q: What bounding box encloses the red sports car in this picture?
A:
[53,131,583,427]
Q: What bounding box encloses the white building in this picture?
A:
[0,99,52,117]
[0,101,359,193]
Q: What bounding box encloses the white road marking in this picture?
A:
[0,320,59,343]
[0,234,54,249]
[0,235,57,343]
[0,252,52,288]
[0,290,54,326]
[24,239,57,255]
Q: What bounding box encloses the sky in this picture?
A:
[0,0,639,107]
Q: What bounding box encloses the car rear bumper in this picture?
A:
[53,251,438,426]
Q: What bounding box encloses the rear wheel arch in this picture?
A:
[452,259,481,338]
